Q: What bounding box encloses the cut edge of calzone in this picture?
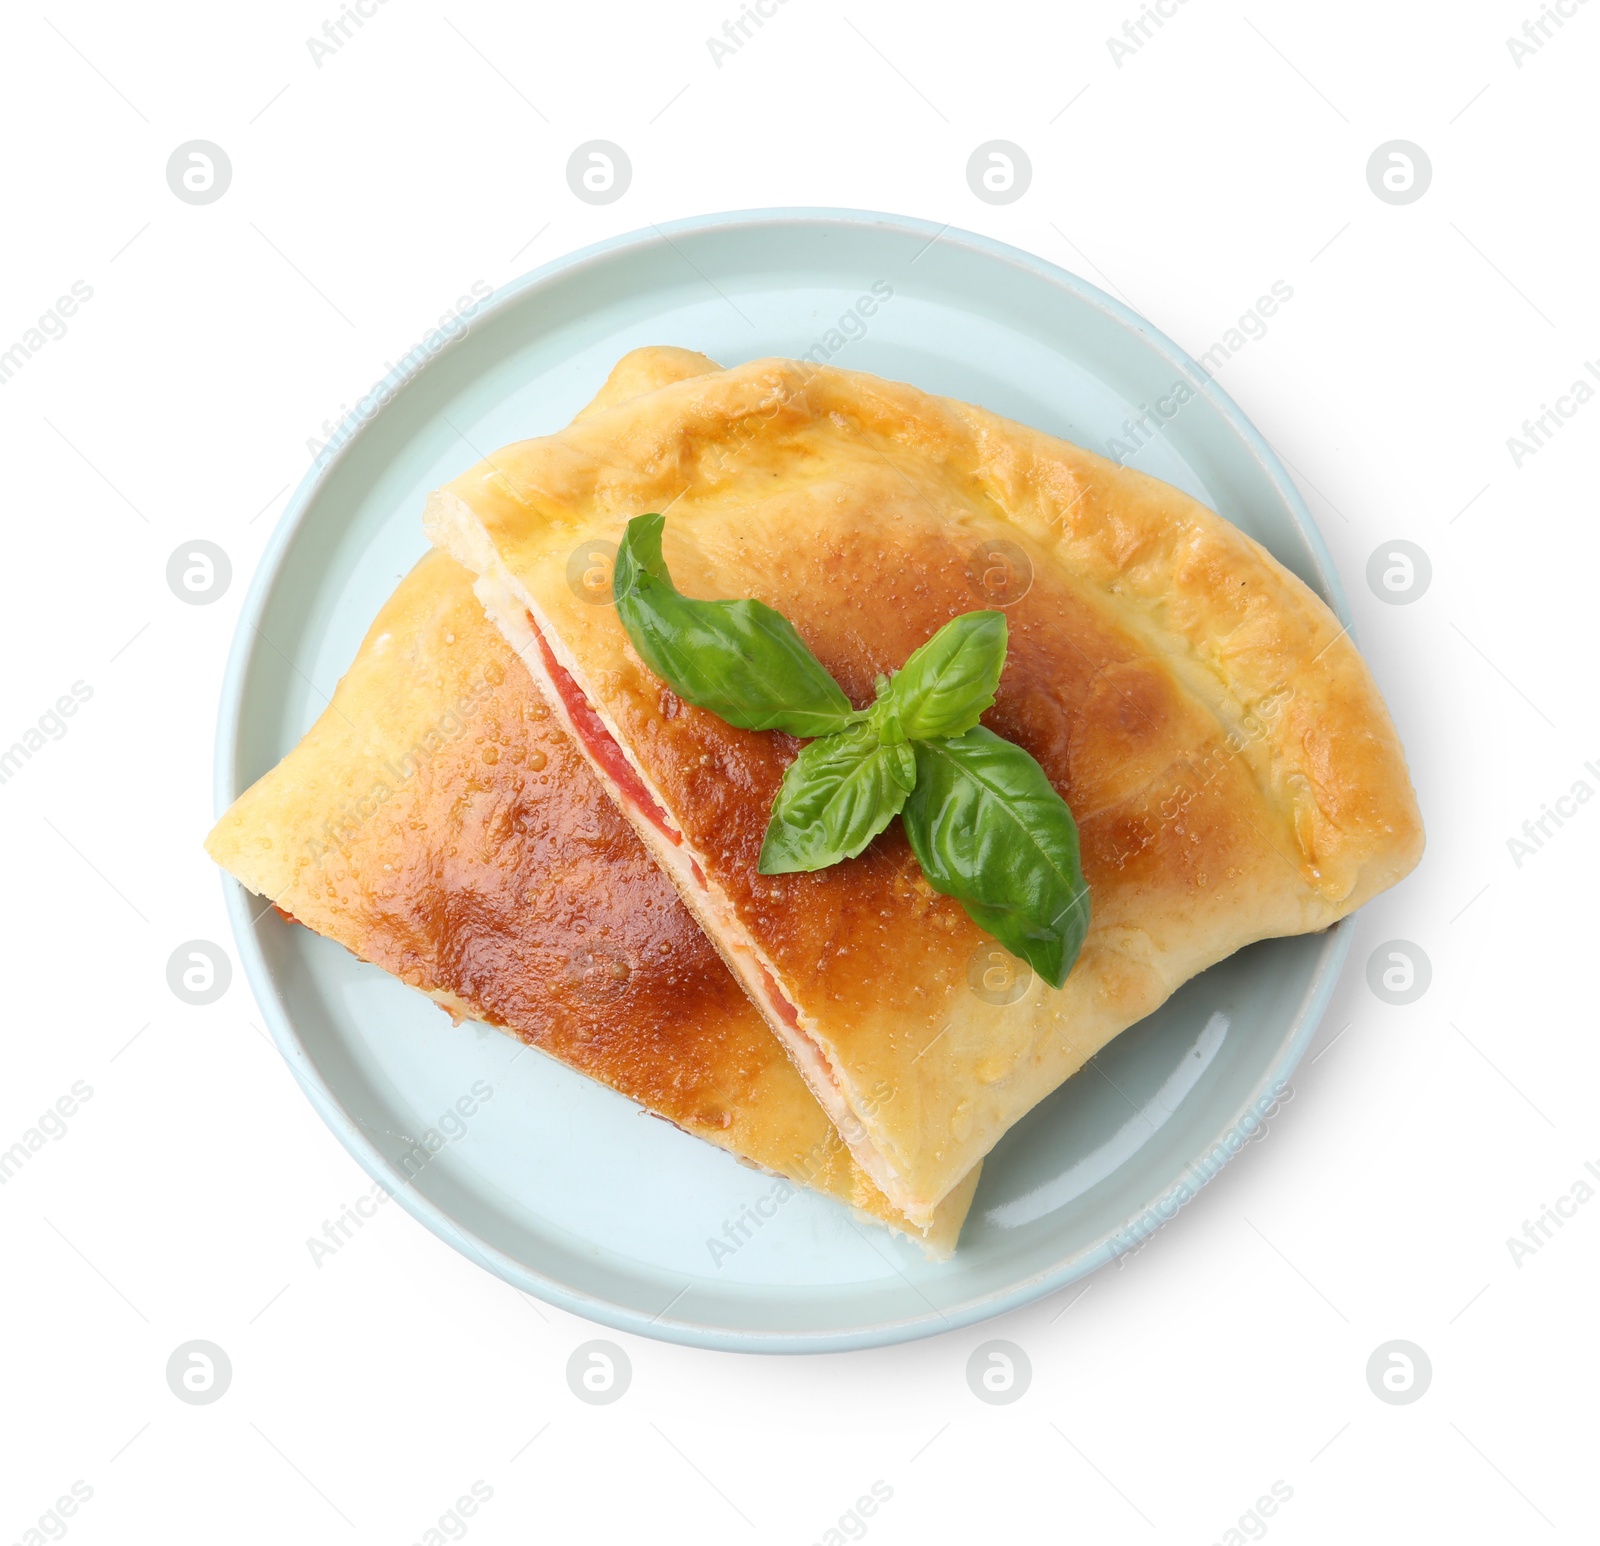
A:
[429,502,903,1208]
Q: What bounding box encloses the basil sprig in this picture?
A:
[612,515,1090,988]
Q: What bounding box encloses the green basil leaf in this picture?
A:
[613,513,858,738]
[758,724,913,875]
[886,739,918,796]
[901,727,1090,988]
[873,610,1007,741]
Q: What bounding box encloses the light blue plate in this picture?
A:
[216,209,1352,1352]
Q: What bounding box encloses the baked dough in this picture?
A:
[425,352,1425,1224]
[205,350,978,1254]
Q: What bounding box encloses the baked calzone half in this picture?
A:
[206,349,978,1254]
[424,352,1424,1225]
[207,547,977,1252]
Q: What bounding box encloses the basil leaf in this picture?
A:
[613,514,858,738]
[874,610,1007,742]
[901,727,1090,988]
[758,724,914,875]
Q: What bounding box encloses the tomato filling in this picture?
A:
[755,962,800,1028]
[528,614,681,845]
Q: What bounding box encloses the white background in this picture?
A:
[2,1,1596,1541]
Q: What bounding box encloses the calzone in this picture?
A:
[423,353,1425,1225]
[207,349,978,1253]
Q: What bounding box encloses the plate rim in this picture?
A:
[214,206,1353,1353]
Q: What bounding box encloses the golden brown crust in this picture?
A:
[424,354,1423,1218]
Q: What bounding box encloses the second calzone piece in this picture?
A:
[206,544,975,1250]
[426,354,1424,1224]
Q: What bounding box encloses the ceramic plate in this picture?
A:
[216,209,1351,1351]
